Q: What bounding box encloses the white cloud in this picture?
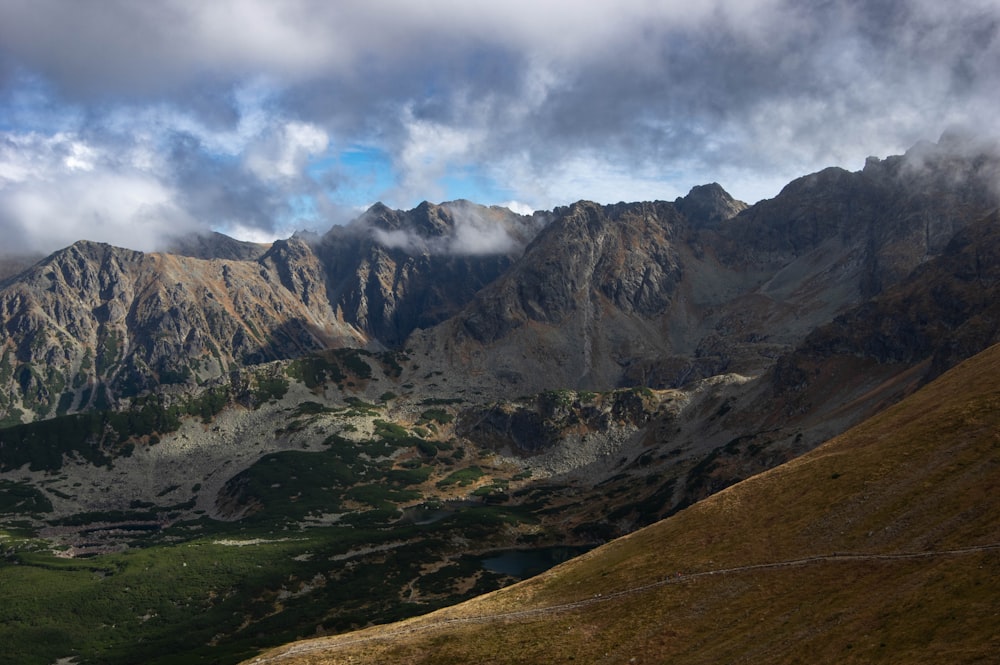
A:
[371,228,424,254]
[0,168,197,253]
[221,222,283,245]
[244,121,328,182]
[62,140,97,172]
[484,152,692,210]
[502,201,534,216]
[0,132,95,184]
[449,207,519,255]
[0,82,336,253]
[391,105,486,203]
[369,201,538,256]
[99,78,279,159]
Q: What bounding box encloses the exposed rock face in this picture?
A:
[408,137,1000,394]
[0,240,365,421]
[458,388,668,456]
[773,208,1000,397]
[724,138,1000,297]
[317,200,538,346]
[674,182,747,226]
[165,231,271,261]
[408,199,693,390]
[457,200,684,342]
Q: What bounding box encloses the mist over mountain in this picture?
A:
[165,232,271,262]
[314,200,542,347]
[0,252,44,281]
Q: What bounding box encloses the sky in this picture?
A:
[1,0,998,254]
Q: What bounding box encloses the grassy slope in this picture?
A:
[248,343,1000,664]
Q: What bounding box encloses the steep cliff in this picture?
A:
[407,136,1000,394]
[317,200,539,346]
[0,239,364,422]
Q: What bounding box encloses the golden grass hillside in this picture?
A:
[244,343,1000,664]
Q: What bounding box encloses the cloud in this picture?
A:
[244,121,329,183]
[502,201,535,216]
[368,201,544,256]
[0,78,338,252]
[0,0,998,252]
[389,106,486,204]
[0,168,197,254]
[446,204,533,255]
[370,216,519,257]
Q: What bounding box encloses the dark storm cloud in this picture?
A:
[0,0,998,253]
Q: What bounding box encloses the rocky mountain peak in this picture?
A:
[675,182,747,226]
[361,200,452,238]
[312,200,530,347]
[410,200,457,237]
[257,236,326,307]
[0,238,367,422]
[413,199,687,389]
[353,199,542,257]
[165,231,270,261]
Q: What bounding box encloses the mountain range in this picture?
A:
[0,132,998,664]
[3,134,998,426]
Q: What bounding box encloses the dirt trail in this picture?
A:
[248,542,1000,663]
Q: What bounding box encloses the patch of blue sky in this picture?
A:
[306,145,516,210]
[0,72,82,134]
[284,194,320,224]
[308,144,396,207]
[438,167,514,207]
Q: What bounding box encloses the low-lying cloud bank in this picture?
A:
[367,201,547,256]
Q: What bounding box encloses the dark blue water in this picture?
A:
[480,546,590,578]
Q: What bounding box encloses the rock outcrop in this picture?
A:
[408,136,1000,394]
[317,200,540,346]
[772,208,1000,401]
[0,240,365,422]
[165,231,271,261]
